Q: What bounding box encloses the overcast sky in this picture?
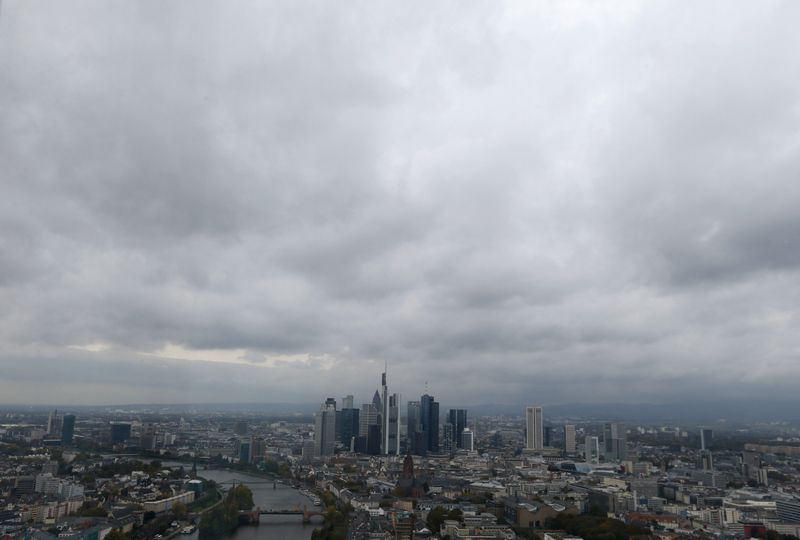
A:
[1,1,799,407]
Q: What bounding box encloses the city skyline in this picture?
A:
[4,2,800,539]
[2,2,800,406]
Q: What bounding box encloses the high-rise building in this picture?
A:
[603,422,627,461]
[443,423,455,453]
[407,401,422,455]
[61,414,75,445]
[301,440,315,463]
[372,391,383,418]
[342,395,354,409]
[110,422,131,444]
[367,424,382,455]
[700,428,713,451]
[314,400,336,457]
[461,428,475,452]
[250,437,265,464]
[701,450,714,471]
[238,440,250,463]
[525,406,543,450]
[335,409,343,442]
[381,370,389,454]
[140,424,156,451]
[399,416,408,453]
[544,426,553,447]
[448,409,467,449]
[47,410,63,437]
[359,403,378,438]
[742,450,761,481]
[420,394,439,454]
[564,424,576,454]
[585,435,601,463]
[338,407,360,451]
[387,393,401,454]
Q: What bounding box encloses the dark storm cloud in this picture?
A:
[1,1,799,406]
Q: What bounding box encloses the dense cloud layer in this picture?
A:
[1,1,799,406]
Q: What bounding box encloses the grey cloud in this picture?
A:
[1,1,799,406]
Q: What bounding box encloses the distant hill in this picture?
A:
[460,400,800,423]
[3,399,799,423]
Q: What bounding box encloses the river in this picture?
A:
[185,469,317,540]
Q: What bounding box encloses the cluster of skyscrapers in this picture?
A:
[313,379,634,462]
[525,405,628,462]
[312,368,472,458]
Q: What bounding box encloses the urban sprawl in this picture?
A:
[1,370,800,540]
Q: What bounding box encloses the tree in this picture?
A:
[173,502,188,520]
[199,506,228,539]
[76,504,109,518]
[105,529,127,540]
[228,485,254,511]
[426,506,449,534]
[199,485,254,539]
[446,508,463,522]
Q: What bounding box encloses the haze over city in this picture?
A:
[2,1,800,407]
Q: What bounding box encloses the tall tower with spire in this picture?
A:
[381,363,389,454]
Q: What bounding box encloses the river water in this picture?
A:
[185,469,316,540]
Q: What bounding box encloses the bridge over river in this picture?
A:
[239,507,324,524]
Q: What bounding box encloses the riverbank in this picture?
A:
[186,469,313,540]
[197,484,254,538]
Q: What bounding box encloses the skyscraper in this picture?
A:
[585,435,600,463]
[314,400,336,457]
[700,428,713,451]
[61,414,75,444]
[443,423,454,453]
[448,409,467,449]
[367,424,382,455]
[342,395,354,409]
[140,423,156,451]
[372,390,382,417]
[381,369,390,454]
[420,394,439,453]
[461,428,475,452]
[359,403,378,438]
[701,451,714,471]
[47,410,63,437]
[603,422,627,461]
[564,424,576,454]
[339,407,360,451]
[525,406,543,450]
[407,401,423,455]
[110,422,131,443]
[238,440,250,463]
[544,426,553,447]
[387,393,401,454]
